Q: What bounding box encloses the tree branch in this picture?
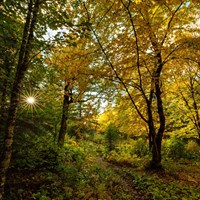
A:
[83,2,148,123]
[161,2,184,46]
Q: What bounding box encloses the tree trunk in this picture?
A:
[147,62,165,170]
[148,119,162,169]
[58,84,71,147]
[150,74,165,169]
[0,1,41,199]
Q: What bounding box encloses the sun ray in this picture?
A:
[20,90,42,113]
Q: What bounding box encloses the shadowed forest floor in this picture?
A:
[5,140,200,200]
[6,153,151,200]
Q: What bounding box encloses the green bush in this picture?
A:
[185,140,200,160]
[132,138,149,157]
[7,135,87,199]
[163,137,200,160]
[12,135,58,169]
[57,142,86,171]
[130,172,200,200]
[106,150,137,166]
[105,124,120,151]
[163,137,186,159]
[11,135,86,171]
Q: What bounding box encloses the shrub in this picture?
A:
[185,140,200,160]
[132,138,149,157]
[163,137,186,159]
[12,135,58,169]
[105,124,120,151]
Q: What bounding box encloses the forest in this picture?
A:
[0,0,200,199]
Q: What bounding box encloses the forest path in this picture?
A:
[85,152,151,200]
[88,149,200,200]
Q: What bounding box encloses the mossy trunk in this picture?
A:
[0,1,41,199]
[58,83,71,147]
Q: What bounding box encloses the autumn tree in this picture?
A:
[166,36,200,143]
[48,38,94,146]
[81,0,200,169]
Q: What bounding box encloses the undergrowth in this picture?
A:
[128,171,200,200]
[5,134,200,200]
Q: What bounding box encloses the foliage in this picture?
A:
[103,138,147,166]
[163,137,200,160]
[132,138,150,158]
[106,150,137,166]
[163,137,186,160]
[68,120,96,140]
[130,172,200,200]
[185,140,200,160]
[6,136,86,199]
[105,123,120,151]
[11,134,56,169]
[1,0,200,199]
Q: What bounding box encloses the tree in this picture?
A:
[0,0,42,198]
[81,0,200,169]
[105,123,120,151]
[0,1,25,134]
[0,0,80,197]
[170,61,200,143]
[48,38,93,146]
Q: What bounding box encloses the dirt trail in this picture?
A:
[93,156,151,200]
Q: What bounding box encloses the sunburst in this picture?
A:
[26,96,36,104]
[20,90,41,113]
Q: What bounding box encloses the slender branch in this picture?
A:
[177,106,196,125]
[121,0,149,106]
[96,1,115,28]
[83,2,148,123]
[121,1,142,90]
[163,43,184,64]
[178,85,192,112]
[161,2,183,46]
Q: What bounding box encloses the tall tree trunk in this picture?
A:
[0,1,41,199]
[147,53,165,170]
[58,84,71,147]
[197,129,200,145]
[147,101,162,169]
[148,116,163,169]
[154,75,165,167]
[0,64,11,137]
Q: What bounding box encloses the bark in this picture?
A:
[197,129,200,145]
[0,1,41,199]
[0,66,12,154]
[150,65,165,169]
[58,97,69,147]
[147,54,165,170]
[148,121,163,169]
[147,101,162,169]
[149,85,165,169]
[58,83,72,147]
[0,76,9,137]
